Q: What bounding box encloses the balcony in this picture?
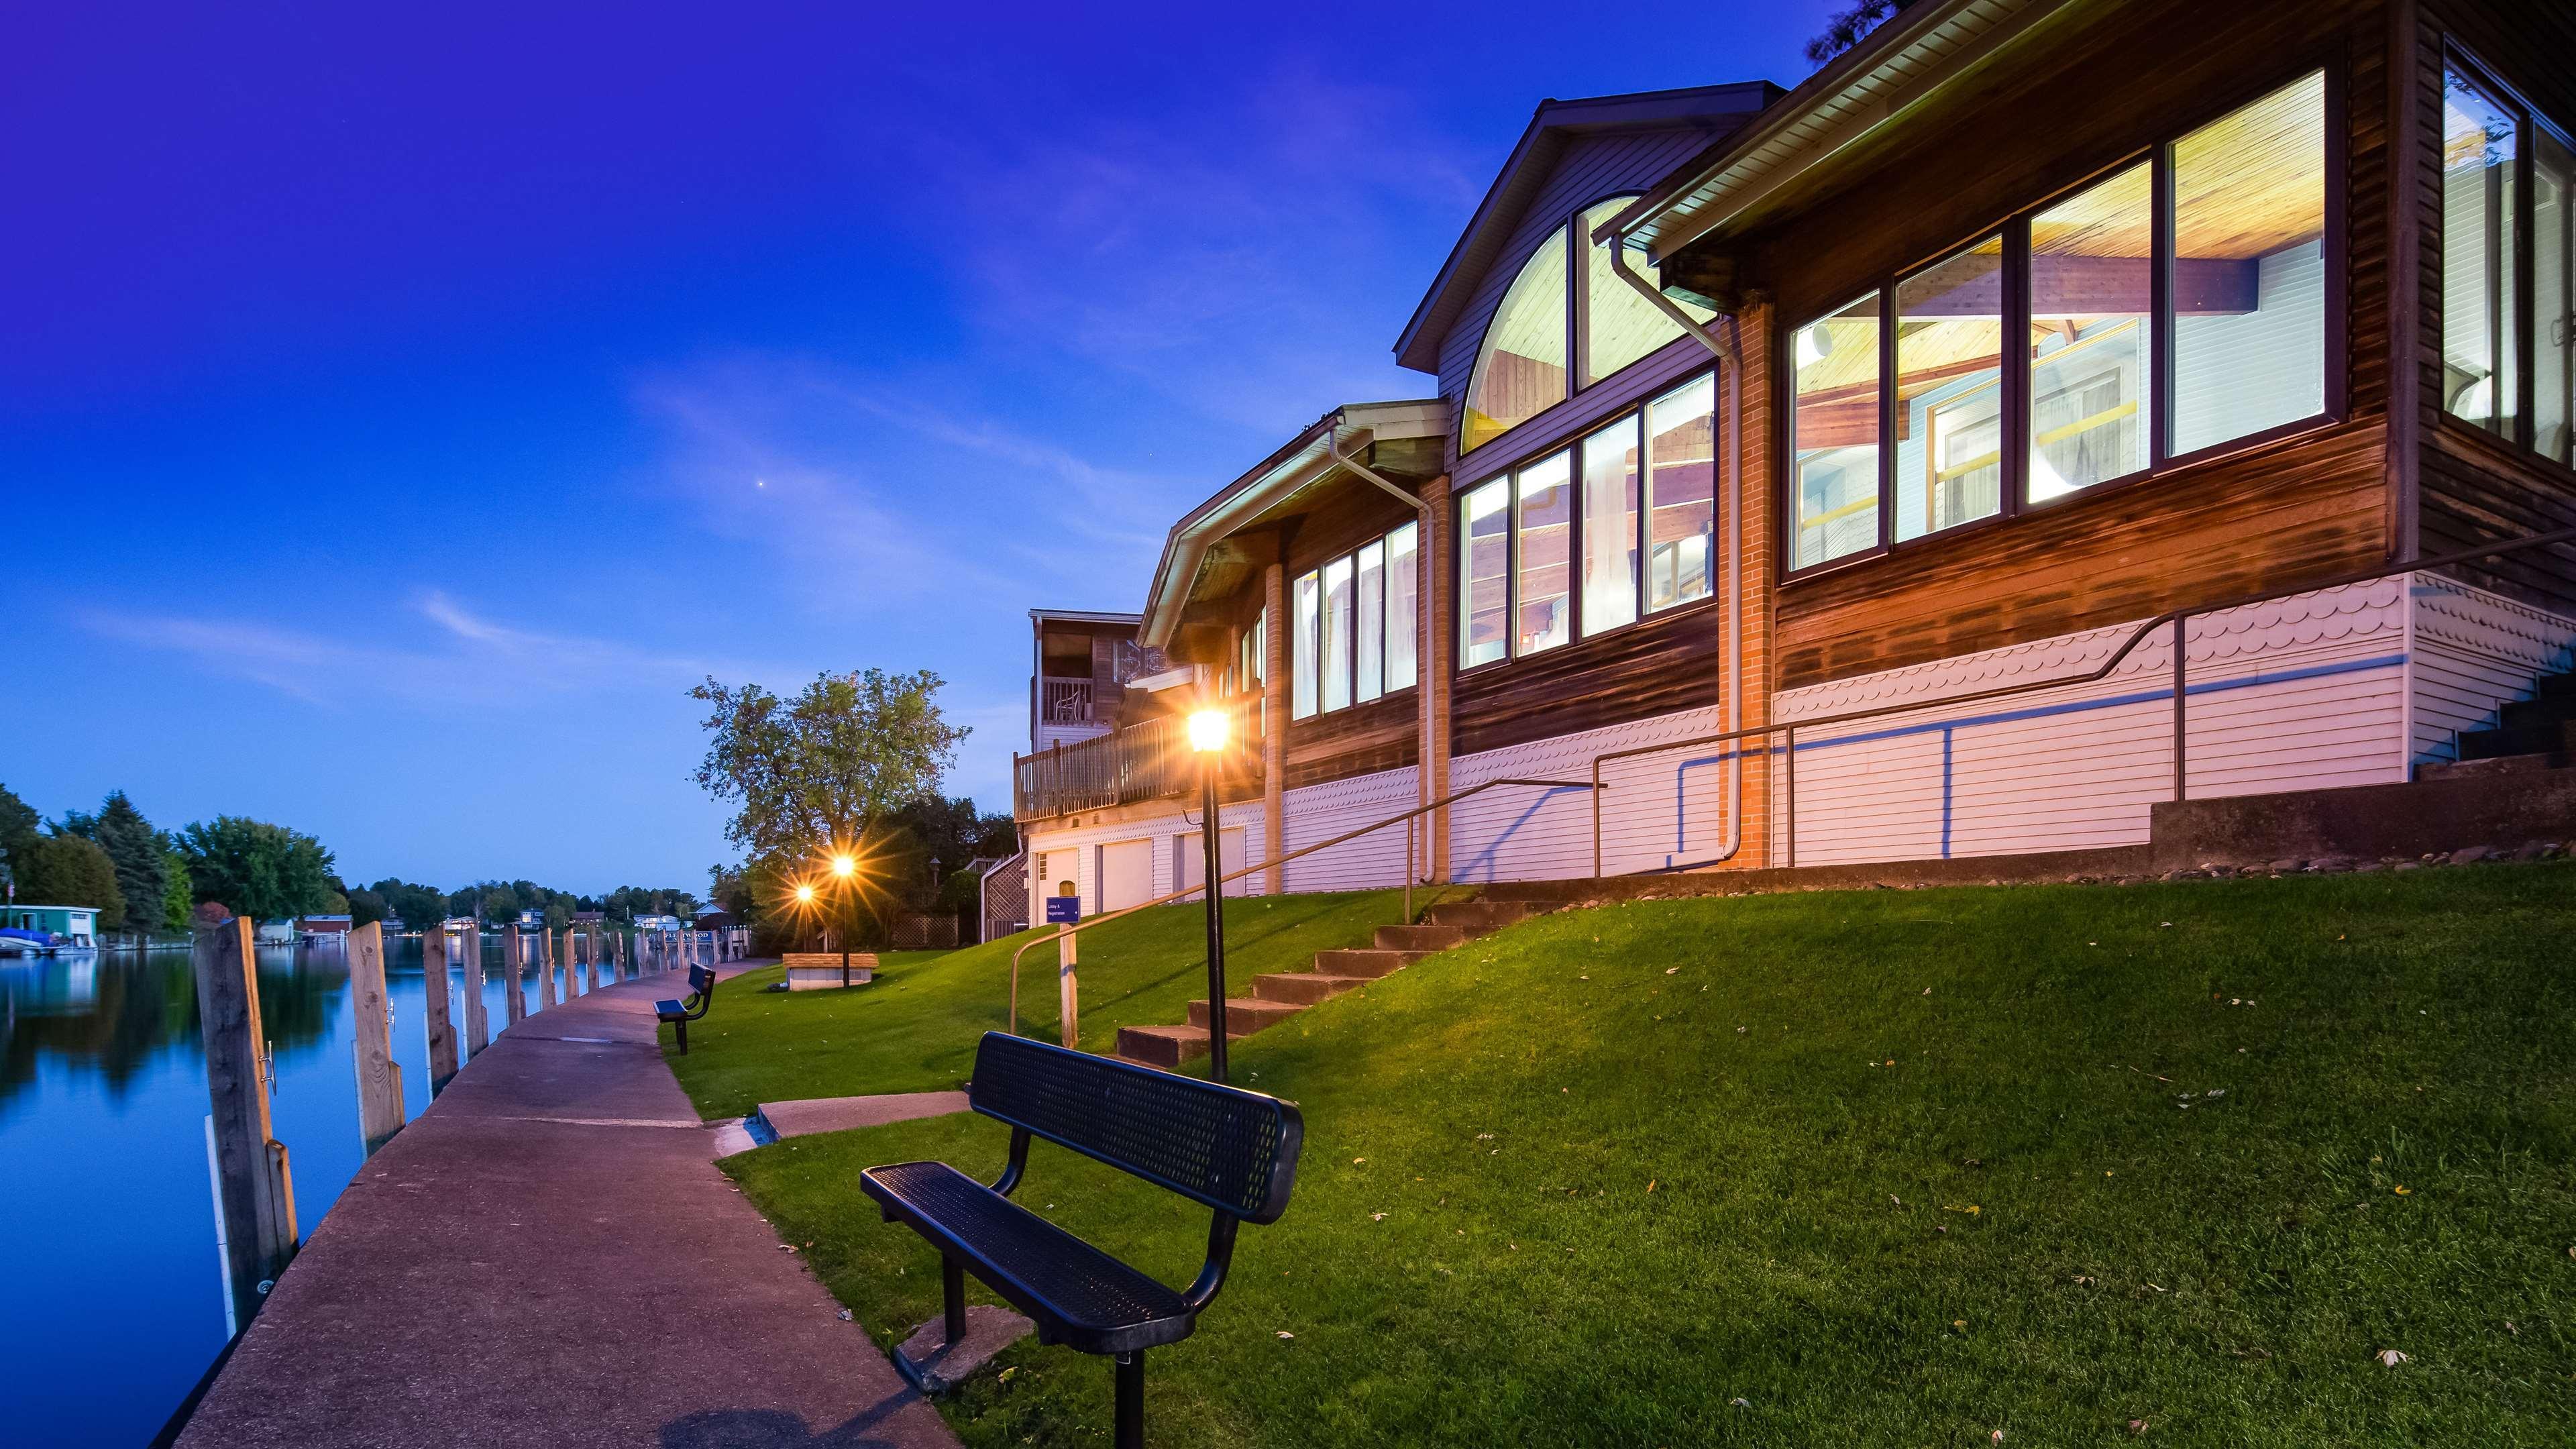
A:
[1040,675,1102,725]
[1013,705,1260,822]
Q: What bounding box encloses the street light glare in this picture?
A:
[794,883,816,903]
[831,855,856,877]
[1187,708,1230,753]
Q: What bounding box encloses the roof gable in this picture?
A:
[1392,82,1778,375]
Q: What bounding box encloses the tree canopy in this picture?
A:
[1806,0,1921,65]
[58,791,168,931]
[690,668,969,868]
[176,815,338,922]
[20,834,127,930]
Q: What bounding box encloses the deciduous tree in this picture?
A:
[690,668,969,869]
[176,816,337,922]
[21,833,127,931]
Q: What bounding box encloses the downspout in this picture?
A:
[1607,242,1747,870]
[1328,423,1440,885]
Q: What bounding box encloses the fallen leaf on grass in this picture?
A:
[1647,1179,1656,1193]
[1371,1212,1387,1222]
[1277,1331,1295,1340]
[2394,1185,2412,1195]
[1665,967,1680,975]
[2377,1348,2408,1367]
[998,1367,1016,1383]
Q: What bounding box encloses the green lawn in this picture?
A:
[723,863,2576,1447]
[664,888,1454,1116]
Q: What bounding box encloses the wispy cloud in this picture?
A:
[84,592,757,708]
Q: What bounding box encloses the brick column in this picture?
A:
[1262,560,1288,894]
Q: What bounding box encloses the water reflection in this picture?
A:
[0,936,634,1447]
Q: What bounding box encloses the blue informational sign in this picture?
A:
[1044,897,1081,925]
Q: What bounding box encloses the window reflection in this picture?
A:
[1513,451,1572,655]
[1320,556,1354,712]
[1895,237,2006,539]
[1580,415,1640,636]
[2171,71,2328,456]
[2443,66,2520,435]
[2030,163,2152,498]
[1460,482,1511,667]
[1385,523,1419,690]
[1646,376,1716,610]
[1792,293,1882,568]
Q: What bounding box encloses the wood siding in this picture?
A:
[2411,0,2576,612]
[1740,0,2403,691]
[1452,600,1726,755]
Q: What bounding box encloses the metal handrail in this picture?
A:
[1008,776,1599,1035]
[1589,525,2576,877]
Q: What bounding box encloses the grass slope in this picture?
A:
[665,888,1450,1116]
[725,863,2576,1447]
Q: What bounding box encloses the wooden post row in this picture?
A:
[584,928,600,993]
[561,929,580,998]
[347,922,405,1155]
[195,915,298,1328]
[459,922,490,1057]
[502,924,527,1025]
[539,928,558,1008]
[423,920,460,1093]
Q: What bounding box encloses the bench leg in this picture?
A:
[1114,1350,1143,1449]
[674,1020,688,1055]
[942,1255,966,1344]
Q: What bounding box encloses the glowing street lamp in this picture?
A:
[830,854,857,879]
[1189,706,1233,1082]
[793,882,816,905]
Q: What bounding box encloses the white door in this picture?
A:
[1174,828,1249,897]
[1095,840,1155,913]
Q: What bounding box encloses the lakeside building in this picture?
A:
[1016,0,2576,901]
[5,905,100,946]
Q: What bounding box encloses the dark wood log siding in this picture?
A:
[1452,598,1727,756]
[1779,422,2390,687]
[2412,0,2576,612]
[1440,129,1741,481]
[1729,0,2406,688]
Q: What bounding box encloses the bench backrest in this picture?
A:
[690,965,716,998]
[969,1032,1303,1224]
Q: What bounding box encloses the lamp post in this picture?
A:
[1187,706,1232,1082]
[830,853,857,987]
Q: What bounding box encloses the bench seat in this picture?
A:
[654,998,688,1019]
[861,1159,1191,1355]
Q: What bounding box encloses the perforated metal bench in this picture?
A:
[655,964,718,1054]
[861,1031,1304,1447]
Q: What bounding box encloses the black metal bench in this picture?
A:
[861,1031,1303,1448]
[655,964,718,1054]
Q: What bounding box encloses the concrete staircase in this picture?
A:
[2419,669,2576,780]
[1114,898,1557,1069]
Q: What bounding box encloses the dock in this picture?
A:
[173,966,959,1448]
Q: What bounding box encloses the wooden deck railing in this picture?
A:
[1013,705,1260,821]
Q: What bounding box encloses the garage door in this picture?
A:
[1095,839,1155,913]
[1174,827,1249,898]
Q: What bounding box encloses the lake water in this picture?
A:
[0,937,647,1447]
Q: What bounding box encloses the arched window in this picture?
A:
[1462,228,1569,453]
[1462,197,1710,453]
[1582,198,1702,384]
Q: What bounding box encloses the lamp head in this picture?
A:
[793,883,816,904]
[830,854,856,878]
[1187,707,1230,753]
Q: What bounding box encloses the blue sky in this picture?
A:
[1,2,1835,895]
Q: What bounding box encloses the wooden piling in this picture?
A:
[538,928,558,1008]
[194,914,298,1328]
[561,930,580,998]
[346,922,405,1155]
[458,923,490,1057]
[423,920,460,1093]
[584,928,600,993]
[501,925,527,1025]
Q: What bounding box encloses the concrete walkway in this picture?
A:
[176,967,960,1449]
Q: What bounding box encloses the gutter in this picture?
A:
[1605,246,1747,869]
[1326,421,1441,882]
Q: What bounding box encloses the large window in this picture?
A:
[1788,70,2334,573]
[1292,523,1421,719]
[2443,52,2575,465]
[1459,375,1719,670]
[1463,197,1711,454]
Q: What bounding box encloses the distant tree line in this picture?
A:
[0,781,700,936]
